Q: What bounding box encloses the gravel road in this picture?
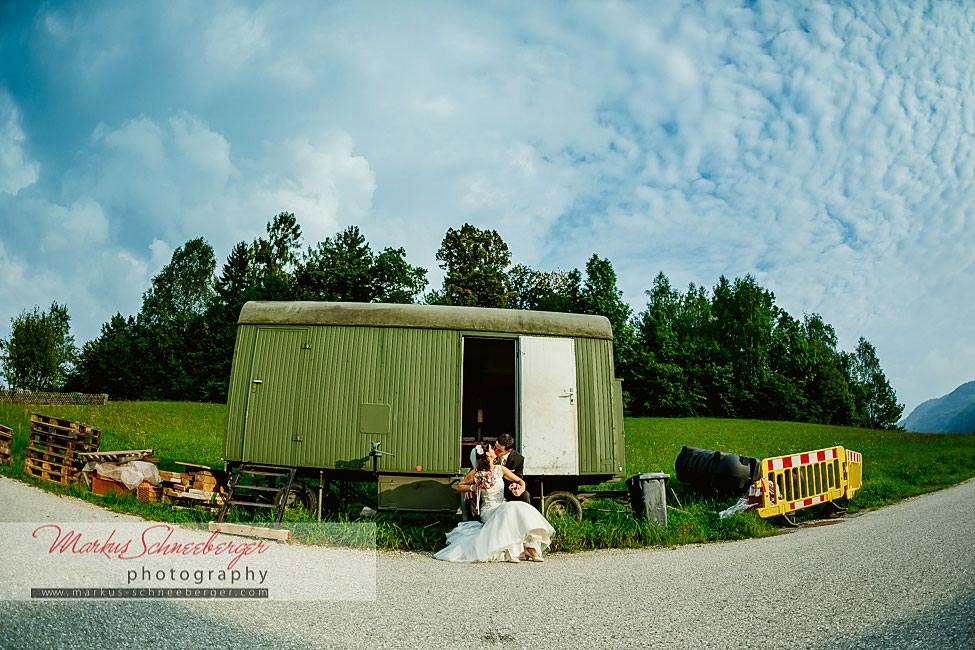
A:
[1,475,972,650]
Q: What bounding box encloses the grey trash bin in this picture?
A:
[627,472,670,528]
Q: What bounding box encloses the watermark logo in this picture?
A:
[1,522,376,601]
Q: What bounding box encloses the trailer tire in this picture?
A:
[278,481,317,514]
[543,491,583,521]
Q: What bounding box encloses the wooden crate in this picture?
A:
[0,423,12,466]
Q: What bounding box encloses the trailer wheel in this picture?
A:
[277,481,317,514]
[543,491,583,521]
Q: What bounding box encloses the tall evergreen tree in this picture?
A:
[67,313,143,399]
[579,255,639,408]
[215,241,255,313]
[249,212,303,301]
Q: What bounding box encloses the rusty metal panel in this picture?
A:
[574,338,618,475]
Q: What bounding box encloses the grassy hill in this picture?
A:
[1,402,973,551]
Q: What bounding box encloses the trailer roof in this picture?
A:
[238,301,614,340]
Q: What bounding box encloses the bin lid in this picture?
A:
[634,472,670,480]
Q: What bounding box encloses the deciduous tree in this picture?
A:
[427,223,511,307]
[0,303,77,391]
[848,337,904,429]
[295,226,427,303]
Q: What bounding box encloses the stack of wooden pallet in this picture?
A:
[0,423,13,466]
[24,414,101,485]
[159,462,227,509]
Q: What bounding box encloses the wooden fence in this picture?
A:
[0,390,108,406]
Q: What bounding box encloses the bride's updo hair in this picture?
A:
[475,441,492,472]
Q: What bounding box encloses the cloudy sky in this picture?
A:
[1,1,972,415]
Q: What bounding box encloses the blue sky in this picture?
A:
[1,1,973,416]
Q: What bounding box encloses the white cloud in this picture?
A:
[169,112,237,189]
[41,198,109,252]
[0,240,27,298]
[254,131,377,246]
[0,93,40,195]
[203,6,269,73]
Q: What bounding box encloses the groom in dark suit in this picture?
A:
[494,433,531,503]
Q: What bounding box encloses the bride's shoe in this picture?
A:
[505,550,520,563]
[525,548,544,562]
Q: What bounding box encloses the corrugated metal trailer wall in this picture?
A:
[223,326,256,462]
[224,324,461,475]
[297,325,460,475]
[575,337,622,475]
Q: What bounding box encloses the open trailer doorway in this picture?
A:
[461,336,517,466]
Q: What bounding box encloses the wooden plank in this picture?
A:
[31,412,99,434]
[30,413,89,436]
[29,429,82,444]
[24,465,78,485]
[25,445,79,464]
[78,449,153,461]
[0,422,13,465]
[208,522,290,542]
[24,461,81,480]
[25,457,79,474]
[29,414,100,447]
[179,490,224,502]
[25,456,81,474]
[174,461,213,471]
[28,432,92,453]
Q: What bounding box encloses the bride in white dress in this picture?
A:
[435,444,554,563]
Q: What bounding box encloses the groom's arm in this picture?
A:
[509,453,525,477]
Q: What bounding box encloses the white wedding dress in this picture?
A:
[435,466,555,562]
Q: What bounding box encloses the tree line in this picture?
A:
[0,215,903,428]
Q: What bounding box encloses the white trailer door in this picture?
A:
[519,336,578,475]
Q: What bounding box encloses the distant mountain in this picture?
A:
[902,381,975,433]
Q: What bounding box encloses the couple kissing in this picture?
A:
[435,434,554,563]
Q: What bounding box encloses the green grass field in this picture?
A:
[1,402,973,551]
